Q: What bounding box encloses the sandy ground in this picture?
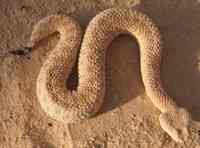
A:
[1,0,200,147]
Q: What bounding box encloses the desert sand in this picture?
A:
[0,0,200,147]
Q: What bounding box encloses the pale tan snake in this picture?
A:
[12,7,200,143]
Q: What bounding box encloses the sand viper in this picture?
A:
[12,7,200,143]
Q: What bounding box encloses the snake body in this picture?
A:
[24,7,199,143]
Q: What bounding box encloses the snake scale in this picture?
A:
[12,7,200,143]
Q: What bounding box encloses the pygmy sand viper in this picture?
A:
[12,7,200,143]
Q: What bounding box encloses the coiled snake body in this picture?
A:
[15,7,199,143]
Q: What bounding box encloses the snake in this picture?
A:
[13,7,200,143]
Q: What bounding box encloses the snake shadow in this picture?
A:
[139,0,200,121]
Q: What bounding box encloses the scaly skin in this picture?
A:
[23,8,199,143]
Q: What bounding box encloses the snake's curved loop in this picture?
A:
[26,8,197,142]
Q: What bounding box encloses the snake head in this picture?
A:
[159,108,190,143]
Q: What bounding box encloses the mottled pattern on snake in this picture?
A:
[23,8,200,143]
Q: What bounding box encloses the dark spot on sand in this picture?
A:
[20,5,31,11]
[132,114,136,117]
[57,10,63,14]
[48,122,53,127]
[8,47,32,56]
